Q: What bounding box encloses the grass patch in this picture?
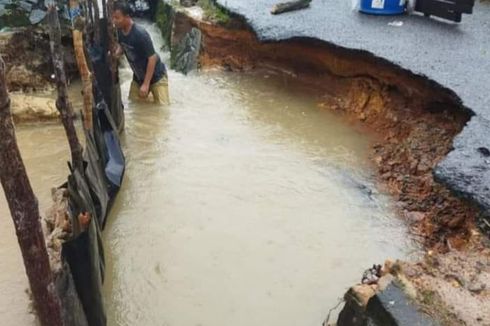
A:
[196,0,230,25]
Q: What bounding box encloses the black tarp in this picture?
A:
[59,33,125,324]
[55,261,89,326]
[62,169,106,326]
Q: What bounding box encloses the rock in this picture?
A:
[337,286,373,326]
[180,0,197,7]
[352,284,377,307]
[171,27,202,75]
[6,65,47,91]
[29,9,46,24]
[10,93,59,122]
[409,159,418,172]
[362,264,382,285]
[446,215,466,229]
[416,158,432,173]
[381,172,392,180]
[365,283,438,326]
[404,211,426,224]
[467,282,486,294]
[18,0,32,12]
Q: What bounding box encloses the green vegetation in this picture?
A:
[196,0,230,25]
[0,7,30,28]
[419,289,436,305]
[155,1,174,49]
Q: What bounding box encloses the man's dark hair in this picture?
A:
[114,1,132,16]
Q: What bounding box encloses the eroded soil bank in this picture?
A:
[167,4,483,252]
[159,2,489,324]
[0,28,78,122]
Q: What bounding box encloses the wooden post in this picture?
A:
[86,0,94,31]
[106,0,118,82]
[91,0,101,44]
[69,0,94,130]
[101,0,107,19]
[0,58,64,326]
[47,5,84,172]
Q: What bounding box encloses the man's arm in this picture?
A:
[139,54,157,98]
[139,29,159,98]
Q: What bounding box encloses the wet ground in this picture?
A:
[0,22,417,326]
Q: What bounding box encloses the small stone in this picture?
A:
[382,172,392,180]
[468,282,486,294]
[18,0,32,12]
[351,284,376,307]
[447,215,466,229]
[180,0,198,7]
[417,159,432,173]
[409,159,418,172]
[362,264,382,285]
[405,211,426,223]
[29,9,46,24]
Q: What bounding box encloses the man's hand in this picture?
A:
[112,44,123,59]
[139,82,150,98]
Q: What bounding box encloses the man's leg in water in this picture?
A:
[150,75,169,105]
[129,80,140,101]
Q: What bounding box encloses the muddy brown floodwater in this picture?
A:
[0,123,81,326]
[0,22,418,326]
[101,23,418,326]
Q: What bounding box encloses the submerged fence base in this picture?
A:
[51,16,126,326]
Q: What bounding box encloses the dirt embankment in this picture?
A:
[0,29,77,92]
[0,28,79,123]
[169,10,482,252]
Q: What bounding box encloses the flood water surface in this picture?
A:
[0,124,78,326]
[0,23,416,326]
[101,23,416,326]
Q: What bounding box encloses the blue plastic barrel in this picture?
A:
[359,0,406,15]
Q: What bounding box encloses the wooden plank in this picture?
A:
[47,5,84,171]
[69,0,94,131]
[271,0,312,15]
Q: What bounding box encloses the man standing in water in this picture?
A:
[112,2,169,104]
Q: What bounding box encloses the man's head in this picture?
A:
[112,2,132,30]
